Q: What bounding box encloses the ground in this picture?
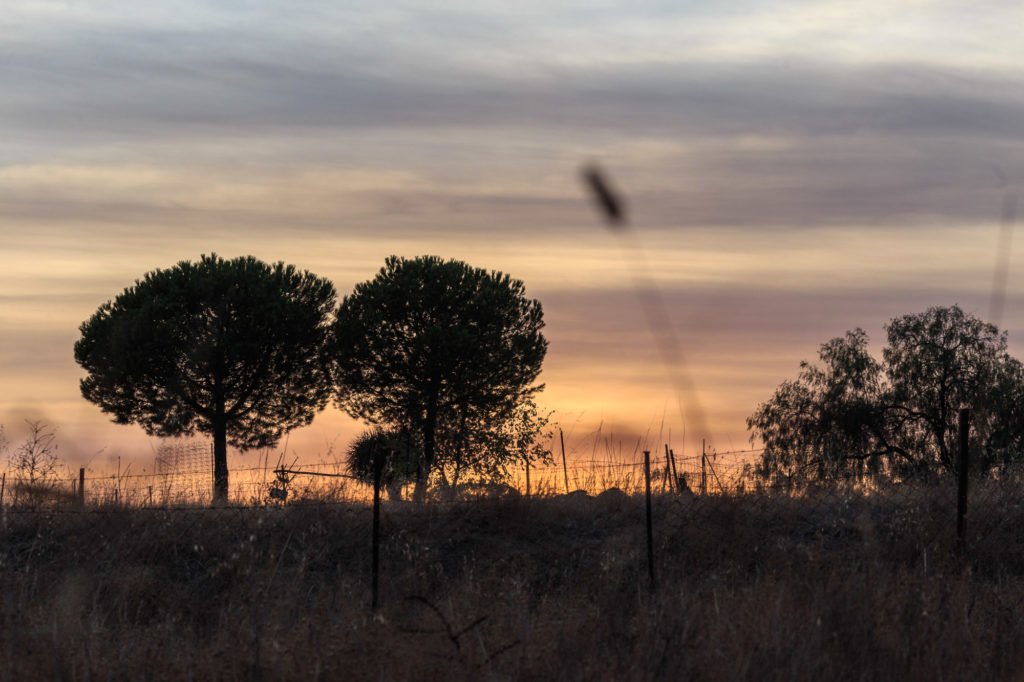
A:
[1,486,1022,680]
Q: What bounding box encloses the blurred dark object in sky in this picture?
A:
[578,162,709,451]
[581,164,626,228]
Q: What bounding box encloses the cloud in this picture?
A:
[5,1,1022,166]
[7,41,1024,138]
[3,1,1023,462]
[4,26,1022,231]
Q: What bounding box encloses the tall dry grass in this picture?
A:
[2,483,1023,680]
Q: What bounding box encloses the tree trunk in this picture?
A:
[413,428,434,503]
[413,394,439,503]
[213,402,229,505]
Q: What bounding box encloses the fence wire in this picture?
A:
[5,455,1023,681]
[2,447,1017,565]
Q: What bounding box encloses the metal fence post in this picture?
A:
[957,408,970,544]
[701,439,707,496]
[643,450,656,589]
[371,448,384,611]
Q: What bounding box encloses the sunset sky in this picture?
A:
[2,1,1022,470]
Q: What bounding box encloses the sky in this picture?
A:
[1,1,1023,471]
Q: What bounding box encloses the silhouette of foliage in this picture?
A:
[883,305,1024,473]
[332,255,548,501]
[75,254,336,502]
[433,395,554,491]
[748,329,887,483]
[749,305,1024,484]
[346,427,420,501]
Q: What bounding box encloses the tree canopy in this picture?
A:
[75,254,336,502]
[332,255,549,500]
[747,305,1024,485]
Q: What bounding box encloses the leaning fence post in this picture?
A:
[957,408,970,544]
[643,450,656,589]
[560,428,570,494]
[668,447,679,494]
[663,446,672,492]
[78,468,85,508]
[371,448,384,611]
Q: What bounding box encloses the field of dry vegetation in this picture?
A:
[2,484,1023,680]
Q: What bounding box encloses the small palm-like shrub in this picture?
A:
[346,427,421,500]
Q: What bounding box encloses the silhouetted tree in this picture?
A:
[883,305,1024,473]
[75,254,336,503]
[9,420,62,487]
[433,394,554,491]
[747,329,891,484]
[748,305,1024,484]
[345,427,420,501]
[332,255,548,501]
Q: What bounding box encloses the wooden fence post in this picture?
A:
[663,445,672,492]
[700,439,707,496]
[957,408,970,544]
[371,448,385,611]
[643,450,656,589]
[525,460,531,498]
[560,428,570,494]
[78,468,85,508]
[668,447,679,494]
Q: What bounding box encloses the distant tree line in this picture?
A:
[75,254,551,503]
[748,305,1024,485]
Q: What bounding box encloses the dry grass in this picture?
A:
[2,485,1023,680]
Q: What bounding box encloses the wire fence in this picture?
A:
[3,408,1021,603]
[5,441,1022,680]
[2,440,1018,548]
[8,417,1012,672]
[0,449,764,510]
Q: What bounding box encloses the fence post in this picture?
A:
[668,447,679,494]
[78,468,85,508]
[957,408,970,544]
[371,448,384,612]
[663,445,672,492]
[560,428,570,494]
[643,450,656,590]
[525,460,531,498]
[700,439,707,496]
